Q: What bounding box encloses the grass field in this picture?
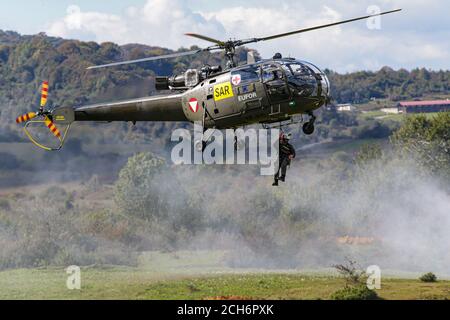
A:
[0,251,448,300]
[358,111,443,122]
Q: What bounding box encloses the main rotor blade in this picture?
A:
[240,8,402,45]
[185,33,225,47]
[87,49,205,70]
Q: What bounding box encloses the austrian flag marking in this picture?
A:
[188,98,199,113]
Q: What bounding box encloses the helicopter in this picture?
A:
[16,9,401,151]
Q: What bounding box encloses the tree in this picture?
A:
[114,152,166,220]
[391,112,450,178]
[113,153,205,250]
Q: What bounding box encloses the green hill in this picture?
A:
[1,30,449,143]
[327,67,450,103]
[0,30,249,143]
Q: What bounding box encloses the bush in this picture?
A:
[331,285,380,300]
[333,258,367,286]
[419,272,437,283]
[356,121,392,139]
[354,143,383,167]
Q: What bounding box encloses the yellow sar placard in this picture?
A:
[214,82,234,101]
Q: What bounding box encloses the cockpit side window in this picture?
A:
[285,63,318,97]
[261,63,286,83]
[261,63,290,102]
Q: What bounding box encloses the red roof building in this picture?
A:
[397,100,450,113]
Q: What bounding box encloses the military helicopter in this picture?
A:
[16,9,401,151]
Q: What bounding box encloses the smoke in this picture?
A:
[286,157,450,274]
[0,140,449,277]
[165,153,450,275]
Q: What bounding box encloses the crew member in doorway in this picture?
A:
[273,133,296,186]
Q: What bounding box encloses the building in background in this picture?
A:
[397,100,450,114]
[336,104,357,112]
[381,107,400,114]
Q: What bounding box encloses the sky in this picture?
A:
[0,0,449,72]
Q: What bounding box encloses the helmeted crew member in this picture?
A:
[273,132,296,186]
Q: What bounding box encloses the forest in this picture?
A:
[0,29,449,145]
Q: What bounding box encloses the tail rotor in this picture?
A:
[15,81,71,151]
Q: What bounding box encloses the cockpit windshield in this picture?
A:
[282,63,318,97]
[279,61,329,98]
[233,60,330,99]
[288,63,314,77]
[298,60,330,97]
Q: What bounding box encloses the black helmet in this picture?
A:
[273,52,282,59]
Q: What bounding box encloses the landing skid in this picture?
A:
[261,115,303,130]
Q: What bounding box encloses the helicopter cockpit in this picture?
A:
[260,59,330,100]
[295,60,330,99]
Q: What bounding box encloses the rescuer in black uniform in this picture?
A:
[273,133,296,186]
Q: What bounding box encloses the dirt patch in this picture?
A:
[337,236,376,245]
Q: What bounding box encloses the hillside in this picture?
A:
[1,30,449,144]
[0,30,250,144]
[0,30,448,185]
[327,67,449,103]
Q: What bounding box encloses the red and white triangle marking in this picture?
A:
[188,98,199,113]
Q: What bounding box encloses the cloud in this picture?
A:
[47,0,225,48]
[200,1,450,72]
[46,0,450,72]
[47,5,127,44]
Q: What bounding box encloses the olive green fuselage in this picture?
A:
[73,59,330,129]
